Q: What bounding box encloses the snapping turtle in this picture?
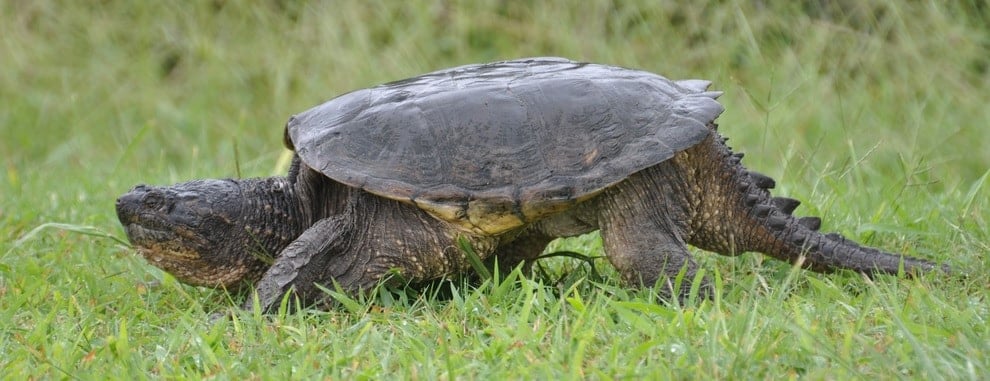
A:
[116,57,945,310]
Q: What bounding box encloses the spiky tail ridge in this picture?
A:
[685,127,948,276]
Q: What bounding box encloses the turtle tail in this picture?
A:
[686,129,948,276]
[732,183,945,275]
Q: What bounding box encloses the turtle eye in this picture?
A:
[142,192,165,211]
[142,191,178,214]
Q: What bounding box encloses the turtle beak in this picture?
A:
[116,185,142,224]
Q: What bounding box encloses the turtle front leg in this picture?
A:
[596,174,713,303]
[246,215,362,312]
[246,192,492,312]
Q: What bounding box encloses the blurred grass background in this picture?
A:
[2,1,988,379]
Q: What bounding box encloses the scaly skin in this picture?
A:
[679,125,945,275]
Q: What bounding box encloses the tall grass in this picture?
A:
[2,1,987,379]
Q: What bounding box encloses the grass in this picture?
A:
[2,0,988,379]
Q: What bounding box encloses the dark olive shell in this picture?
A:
[286,57,723,234]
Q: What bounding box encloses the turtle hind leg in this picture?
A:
[595,172,713,303]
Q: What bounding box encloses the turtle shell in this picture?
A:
[285,57,724,234]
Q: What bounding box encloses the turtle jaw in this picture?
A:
[119,218,250,288]
[115,182,267,288]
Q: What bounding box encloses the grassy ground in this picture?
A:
[2,1,988,379]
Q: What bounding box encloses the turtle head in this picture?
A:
[116,178,296,289]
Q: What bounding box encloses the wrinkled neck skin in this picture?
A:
[290,160,357,222]
[235,177,309,268]
[223,161,355,279]
[237,163,355,260]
